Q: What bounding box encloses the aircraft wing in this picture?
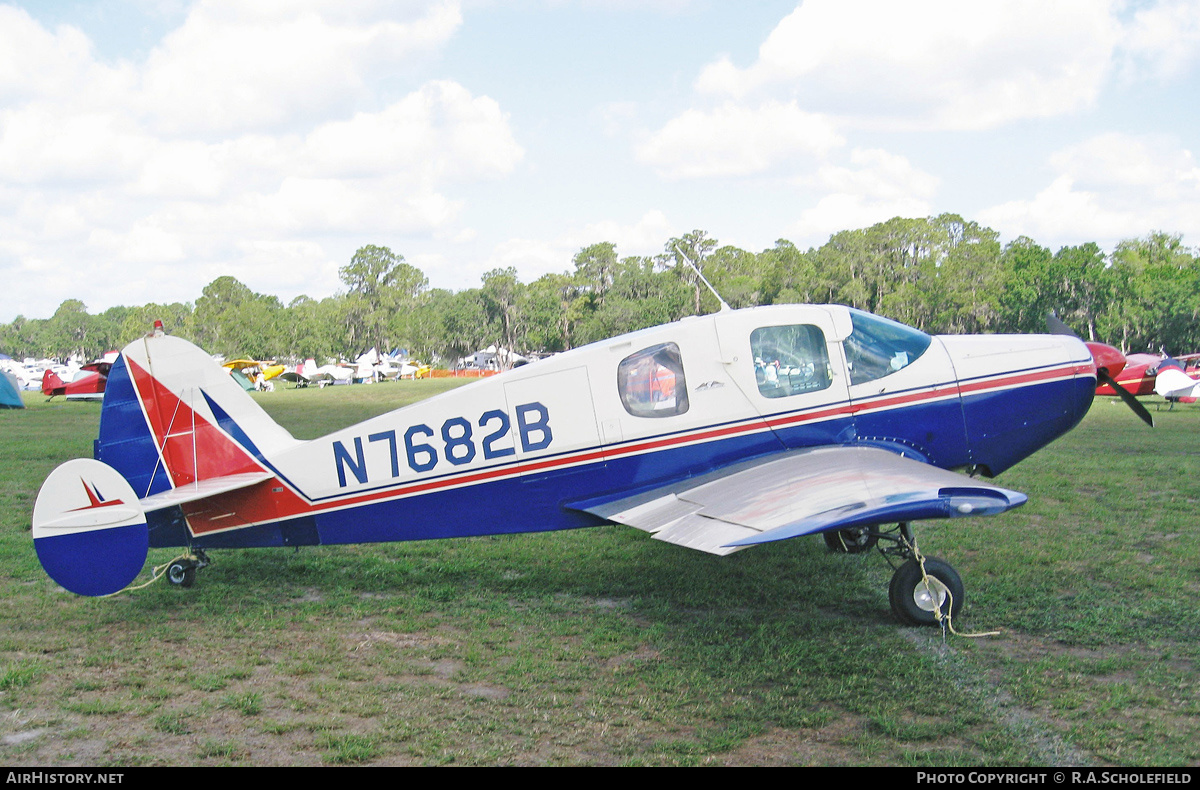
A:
[571,446,1027,556]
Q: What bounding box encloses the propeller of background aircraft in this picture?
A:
[1046,313,1155,427]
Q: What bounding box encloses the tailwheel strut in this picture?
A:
[165,549,211,589]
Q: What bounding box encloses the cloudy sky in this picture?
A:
[2,0,1198,322]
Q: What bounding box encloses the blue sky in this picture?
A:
[2,0,1199,322]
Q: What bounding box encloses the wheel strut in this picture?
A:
[839,521,965,627]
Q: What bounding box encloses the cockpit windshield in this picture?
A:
[843,309,931,386]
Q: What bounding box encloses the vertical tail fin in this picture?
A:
[96,333,299,499]
[41,369,64,397]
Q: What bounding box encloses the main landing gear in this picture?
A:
[825,523,964,627]
[165,549,211,589]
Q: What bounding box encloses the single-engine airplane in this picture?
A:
[40,352,118,402]
[222,359,286,381]
[1093,352,1200,401]
[31,307,1148,626]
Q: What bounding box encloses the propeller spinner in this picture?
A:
[1047,313,1155,427]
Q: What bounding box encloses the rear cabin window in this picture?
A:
[750,325,832,398]
[843,309,932,386]
[618,343,689,418]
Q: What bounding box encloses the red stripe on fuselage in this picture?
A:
[248,360,1091,526]
[144,358,1091,537]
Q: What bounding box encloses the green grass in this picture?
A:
[0,384,1197,765]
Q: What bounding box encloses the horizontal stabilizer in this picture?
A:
[138,471,275,513]
[572,446,1027,556]
[33,458,149,596]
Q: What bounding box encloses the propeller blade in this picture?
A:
[1047,311,1151,427]
[1046,313,1077,337]
[1098,369,1155,428]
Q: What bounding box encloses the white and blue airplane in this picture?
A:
[31,306,1148,626]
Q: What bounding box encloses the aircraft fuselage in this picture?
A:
[102,305,1095,551]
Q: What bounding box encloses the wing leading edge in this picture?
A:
[571,446,1027,556]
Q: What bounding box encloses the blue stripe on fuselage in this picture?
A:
[155,373,1089,551]
[960,374,1094,475]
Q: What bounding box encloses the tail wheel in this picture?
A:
[888,557,964,626]
[166,560,196,588]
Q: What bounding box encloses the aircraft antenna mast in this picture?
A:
[673,244,730,313]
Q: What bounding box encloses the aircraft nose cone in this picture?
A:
[1085,341,1126,379]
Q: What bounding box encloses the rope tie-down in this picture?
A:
[901,534,1000,640]
[101,551,207,597]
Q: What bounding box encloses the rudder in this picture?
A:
[96,332,300,499]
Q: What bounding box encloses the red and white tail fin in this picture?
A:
[41,368,64,397]
[96,332,300,499]
[34,331,299,595]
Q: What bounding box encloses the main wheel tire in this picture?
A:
[823,527,878,554]
[888,557,964,626]
[166,560,196,588]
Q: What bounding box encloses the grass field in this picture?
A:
[0,382,1197,766]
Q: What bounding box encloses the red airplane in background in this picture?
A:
[1094,353,1200,400]
[1045,316,1198,407]
[41,353,118,402]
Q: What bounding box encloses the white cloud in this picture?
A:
[0,5,131,105]
[978,175,1143,246]
[453,210,680,292]
[790,149,938,242]
[636,101,843,178]
[0,0,531,321]
[1120,0,1200,80]
[635,1,1200,249]
[0,106,149,185]
[978,134,1200,248]
[572,210,675,255]
[302,81,522,181]
[694,0,1122,131]
[1048,132,1200,199]
[136,0,463,135]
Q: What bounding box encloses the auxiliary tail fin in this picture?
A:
[95,330,300,500]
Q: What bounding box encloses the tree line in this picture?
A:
[3,214,1199,366]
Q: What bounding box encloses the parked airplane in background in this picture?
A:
[31,307,1148,627]
[277,359,353,388]
[1093,352,1200,400]
[41,352,118,402]
[1152,355,1200,403]
[222,359,286,383]
[1094,353,1164,397]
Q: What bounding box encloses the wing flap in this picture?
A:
[651,516,760,556]
[572,446,1026,555]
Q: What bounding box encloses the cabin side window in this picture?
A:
[843,309,932,386]
[618,343,689,418]
[750,325,832,398]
